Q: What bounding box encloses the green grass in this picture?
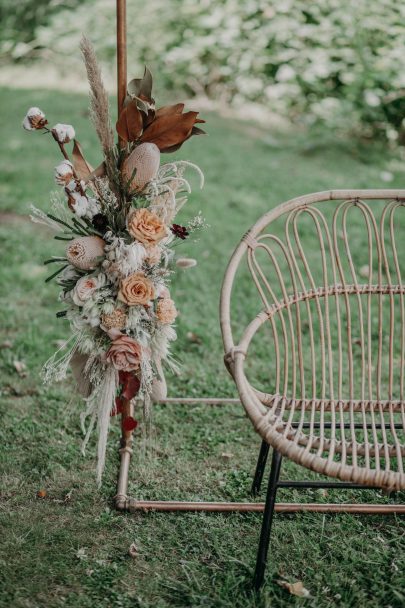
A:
[1,86,404,607]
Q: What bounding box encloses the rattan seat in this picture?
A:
[222,191,405,492]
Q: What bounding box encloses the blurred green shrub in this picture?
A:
[0,0,79,60]
[6,0,405,143]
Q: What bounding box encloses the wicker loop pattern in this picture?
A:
[221,190,405,490]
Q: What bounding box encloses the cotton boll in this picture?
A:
[52,123,76,143]
[70,193,89,217]
[55,160,74,186]
[22,107,47,130]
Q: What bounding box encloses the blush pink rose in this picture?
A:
[106,335,142,372]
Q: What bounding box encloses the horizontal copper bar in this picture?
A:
[134,397,240,405]
[118,499,405,514]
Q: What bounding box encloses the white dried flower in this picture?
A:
[69,192,89,217]
[22,107,47,130]
[176,257,197,269]
[55,160,74,186]
[52,123,76,144]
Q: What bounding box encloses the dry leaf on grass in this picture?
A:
[1,340,12,349]
[221,452,234,460]
[37,489,47,499]
[277,580,311,598]
[128,543,139,558]
[13,360,27,376]
[186,331,202,344]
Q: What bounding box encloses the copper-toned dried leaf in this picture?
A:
[116,108,129,141]
[72,140,94,180]
[127,67,153,100]
[140,111,204,152]
[84,161,106,184]
[116,101,144,142]
[126,101,144,140]
[156,103,185,117]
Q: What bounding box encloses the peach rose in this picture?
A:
[156,298,177,324]
[127,208,167,247]
[118,272,155,306]
[106,335,142,372]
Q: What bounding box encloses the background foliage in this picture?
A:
[2,0,405,143]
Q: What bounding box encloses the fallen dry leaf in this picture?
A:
[277,580,311,598]
[37,489,47,499]
[1,340,12,349]
[186,331,202,344]
[13,360,27,376]
[221,452,234,460]
[128,542,139,558]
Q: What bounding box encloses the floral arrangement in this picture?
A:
[22,37,206,482]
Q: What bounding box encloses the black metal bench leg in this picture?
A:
[253,449,282,591]
[251,440,270,496]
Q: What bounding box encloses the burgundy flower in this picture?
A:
[171,224,189,240]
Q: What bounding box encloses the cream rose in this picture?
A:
[127,208,167,246]
[72,276,98,306]
[118,272,155,306]
[106,335,142,372]
[156,298,178,324]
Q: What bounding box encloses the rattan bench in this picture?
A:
[220,190,405,589]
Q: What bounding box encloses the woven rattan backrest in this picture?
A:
[221,190,405,406]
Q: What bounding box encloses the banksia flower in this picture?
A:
[66,236,105,270]
[122,142,160,192]
[22,107,47,130]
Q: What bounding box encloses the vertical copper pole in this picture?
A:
[115,0,131,509]
[116,398,134,507]
[116,0,127,146]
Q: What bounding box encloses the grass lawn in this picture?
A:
[1,86,404,607]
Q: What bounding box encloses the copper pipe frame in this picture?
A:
[116,0,127,147]
[114,397,403,515]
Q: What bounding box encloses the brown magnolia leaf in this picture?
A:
[156,103,185,117]
[277,580,310,598]
[141,111,204,151]
[127,67,153,100]
[72,140,94,180]
[116,101,143,142]
[84,161,106,184]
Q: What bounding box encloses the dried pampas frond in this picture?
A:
[80,36,114,155]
